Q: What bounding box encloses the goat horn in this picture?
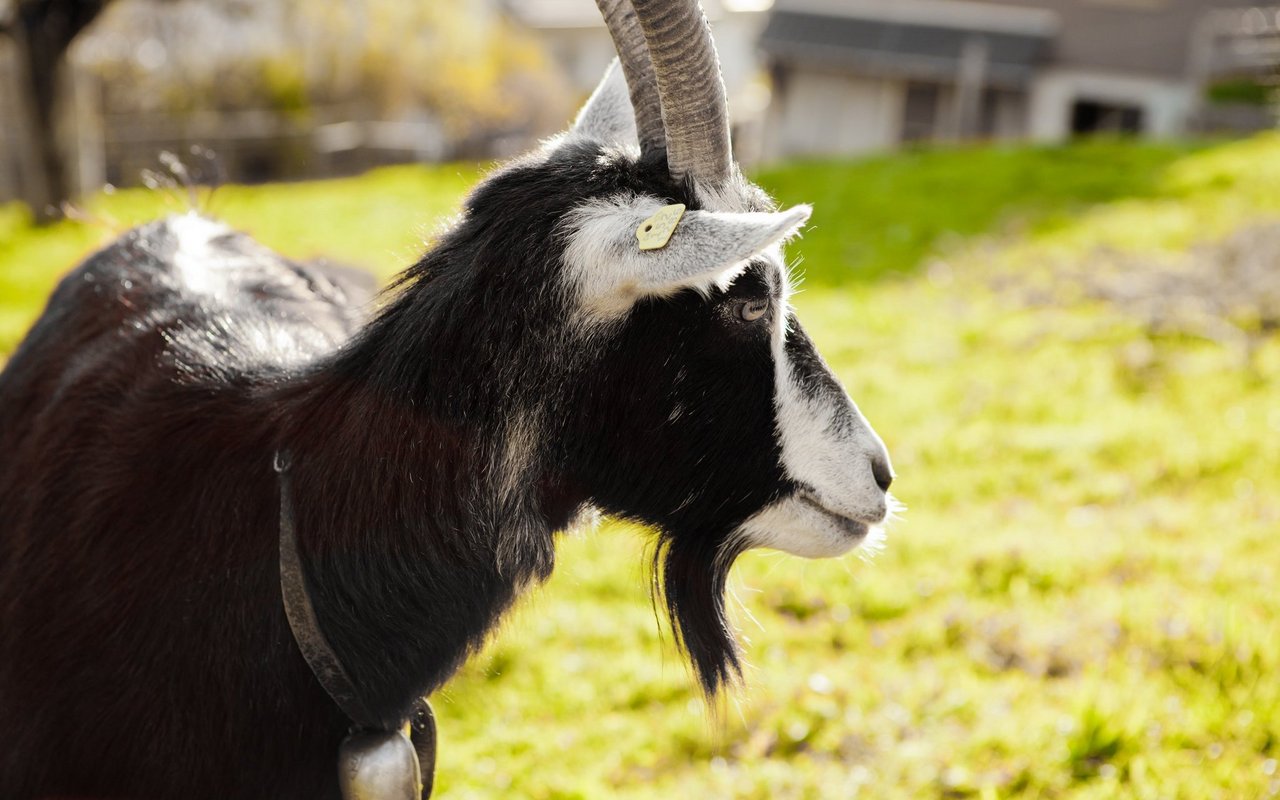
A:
[628,0,733,190]
[595,0,667,158]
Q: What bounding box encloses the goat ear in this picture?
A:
[564,199,812,315]
[570,59,638,145]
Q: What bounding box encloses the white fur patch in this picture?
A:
[772,341,890,525]
[561,194,810,319]
[734,495,861,558]
[735,259,896,558]
[168,212,236,296]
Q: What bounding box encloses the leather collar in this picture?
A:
[275,450,437,799]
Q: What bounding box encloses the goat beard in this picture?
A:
[653,530,749,698]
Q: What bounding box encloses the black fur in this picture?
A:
[0,141,801,797]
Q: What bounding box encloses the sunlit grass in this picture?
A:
[0,163,481,352]
[2,135,1279,798]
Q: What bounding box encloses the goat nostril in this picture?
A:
[872,459,893,493]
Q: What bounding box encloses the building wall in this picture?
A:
[989,0,1256,79]
[1027,68,1197,140]
[763,60,1199,158]
[767,66,905,158]
[757,0,1271,160]
[990,89,1029,140]
[0,43,20,203]
[765,65,1033,159]
[927,84,1028,141]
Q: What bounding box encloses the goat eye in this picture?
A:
[738,299,769,322]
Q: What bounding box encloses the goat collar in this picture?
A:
[275,450,437,800]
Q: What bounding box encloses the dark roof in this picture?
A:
[760,9,1052,87]
[990,0,1257,79]
[762,0,1264,82]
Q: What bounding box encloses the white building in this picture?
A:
[759,0,1275,160]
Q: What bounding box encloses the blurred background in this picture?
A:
[2,1,1280,798]
[0,0,1277,215]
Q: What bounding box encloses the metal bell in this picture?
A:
[337,729,422,800]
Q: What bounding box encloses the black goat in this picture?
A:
[0,1,894,797]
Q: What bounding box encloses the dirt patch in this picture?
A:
[995,221,1280,359]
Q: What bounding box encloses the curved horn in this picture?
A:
[629,0,732,189]
[595,0,667,157]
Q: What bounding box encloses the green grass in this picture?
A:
[3,134,1280,798]
[756,138,1204,284]
[0,163,482,352]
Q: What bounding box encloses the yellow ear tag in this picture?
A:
[636,203,686,251]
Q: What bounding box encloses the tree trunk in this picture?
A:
[9,24,64,223]
[6,0,110,225]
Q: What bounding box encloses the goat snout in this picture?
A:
[847,445,894,525]
[865,493,889,525]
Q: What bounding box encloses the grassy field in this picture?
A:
[2,135,1279,798]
